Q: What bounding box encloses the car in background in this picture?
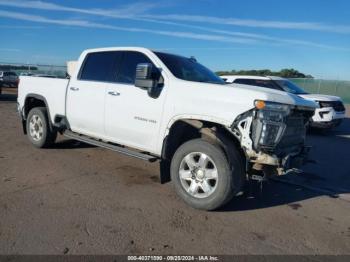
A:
[0,71,19,95]
[221,75,346,129]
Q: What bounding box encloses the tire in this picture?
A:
[170,138,244,210]
[26,107,57,148]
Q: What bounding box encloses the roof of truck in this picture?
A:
[83,46,153,53]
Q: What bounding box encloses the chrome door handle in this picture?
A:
[70,87,79,91]
[108,91,120,96]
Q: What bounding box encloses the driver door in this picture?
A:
[104,51,167,152]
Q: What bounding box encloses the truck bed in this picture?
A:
[17,76,69,123]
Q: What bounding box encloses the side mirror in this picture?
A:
[135,63,162,98]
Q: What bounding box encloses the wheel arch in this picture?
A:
[23,94,54,133]
[160,118,246,183]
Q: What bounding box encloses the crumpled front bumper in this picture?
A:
[280,145,311,171]
[248,145,311,175]
[231,106,314,177]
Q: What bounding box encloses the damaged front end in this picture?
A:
[230,100,315,178]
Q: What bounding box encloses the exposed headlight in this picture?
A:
[257,110,286,122]
[252,100,291,150]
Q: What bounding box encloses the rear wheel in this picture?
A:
[171,138,244,210]
[27,107,57,148]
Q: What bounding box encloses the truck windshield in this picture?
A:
[154,52,225,85]
[273,79,309,95]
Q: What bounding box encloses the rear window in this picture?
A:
[79,51,122,82]
[233,78,282,91]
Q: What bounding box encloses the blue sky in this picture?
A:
[0,0,349,79]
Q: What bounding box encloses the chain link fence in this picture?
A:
[289,78,350,104]
[0,62,67,78]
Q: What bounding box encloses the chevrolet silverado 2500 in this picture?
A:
[17,47,317,210]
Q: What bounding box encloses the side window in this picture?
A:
[79,52,121,82]
[117,51,153,84]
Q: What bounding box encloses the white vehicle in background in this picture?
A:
[17,47,317,210]
[221,75,346,129]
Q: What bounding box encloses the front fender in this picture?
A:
[164,114,231,137]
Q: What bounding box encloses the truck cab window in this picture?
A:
[79,51,121,82]
[154,51,224,85]
[117,51,154,84]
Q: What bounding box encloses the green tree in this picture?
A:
[216,68,312,78]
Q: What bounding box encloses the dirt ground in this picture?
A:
[0,88,350,255]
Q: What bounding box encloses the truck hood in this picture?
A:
[298,93,342,102]
[229,83,318,108]
[170,80,317,127]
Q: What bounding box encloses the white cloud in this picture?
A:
[0,0,349,34]
[0,25,42,29]
[0,0,157,16]
[0,48,21,52]
[0,1,348,50]
[0,10,256,44]
[144,14,350,34]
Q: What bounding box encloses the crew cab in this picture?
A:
[17,47,317,210]
[221,75,346,129]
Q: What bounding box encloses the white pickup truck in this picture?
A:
[17,47,316,210]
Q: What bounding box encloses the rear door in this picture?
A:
[66,51,122,139]
[104,51,167,152]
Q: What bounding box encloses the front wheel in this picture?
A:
[170,139,244,210]
[26,107,57,148]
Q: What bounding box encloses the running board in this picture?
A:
[63,130,158,162]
